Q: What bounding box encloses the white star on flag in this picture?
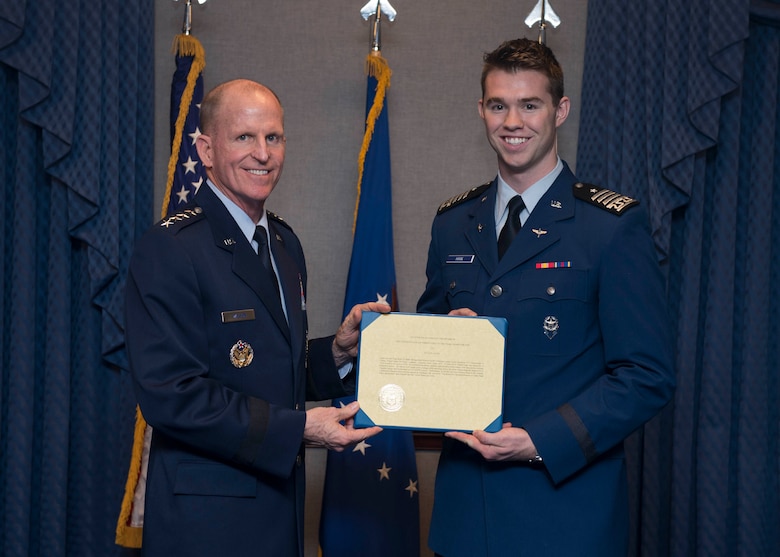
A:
[182,156,198,175]
[376,293,388,304]
[188,127,202,145]
[175,184,189,204]
[405,479,418,498]
[377,462,391,480]
[353,440,371,455]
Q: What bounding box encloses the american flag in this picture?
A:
[115,32,206,549]
[162,33,206,218]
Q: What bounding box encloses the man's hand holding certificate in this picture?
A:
[354,312,507,433]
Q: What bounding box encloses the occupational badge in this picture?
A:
[543,316,559,339]
[229,340,254,368]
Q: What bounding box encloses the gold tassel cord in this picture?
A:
[114,407,148,548]
[352,53,391,233]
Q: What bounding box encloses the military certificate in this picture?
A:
[354,312,507,433]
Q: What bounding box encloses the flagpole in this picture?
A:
[369,0,382,53]
[538,0,547,43]
[182,0,193,34]
[179,0,208,35]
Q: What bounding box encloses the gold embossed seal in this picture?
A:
[229,340,254,368]
[378,384,405,412]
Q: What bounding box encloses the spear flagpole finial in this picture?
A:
[524,0,561,44]
[371,2,382,52]
[360,1,397,54]
[360,0,397,22]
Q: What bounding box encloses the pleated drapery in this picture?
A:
[0,2,153,556]
[578,1,780,555]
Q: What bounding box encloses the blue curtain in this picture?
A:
[578,1,780,555]
[0,1,153,556]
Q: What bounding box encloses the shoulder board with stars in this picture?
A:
[158,206,205,231]
[573,182,639,215]
[437,182,492,214]
[267,210,293,232]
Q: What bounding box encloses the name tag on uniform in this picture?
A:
[446,255,475,264]
[221,309,256,323]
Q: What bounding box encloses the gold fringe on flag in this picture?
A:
[114,407,149,548]
[115,33,206,549]
[161,34,206,220]
[352,52,392,233]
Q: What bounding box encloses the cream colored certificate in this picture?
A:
[354,312,506,432]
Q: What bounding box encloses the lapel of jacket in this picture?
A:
[464,180,502,277]
[267,219,305,364]
[492,165,577,279]
[196,187,291,342]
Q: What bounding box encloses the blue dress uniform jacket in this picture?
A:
[417,164,675,557]
[126,185,350,557]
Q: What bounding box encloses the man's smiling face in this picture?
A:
[479,68,569,192]
[197,83,286,222]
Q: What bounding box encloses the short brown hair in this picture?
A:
[481,38,564,104]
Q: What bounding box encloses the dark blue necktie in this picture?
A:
[254,225,281,297]
[497,195,525,259]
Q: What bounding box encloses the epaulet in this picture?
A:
[158,207,205,231]
[267,210,293,232]
[572,182,639,215]
[437,182,492,214]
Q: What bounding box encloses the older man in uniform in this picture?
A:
[126,79,384,557]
